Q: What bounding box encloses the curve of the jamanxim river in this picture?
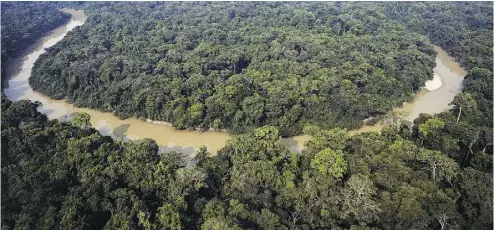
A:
[4,9,468,155]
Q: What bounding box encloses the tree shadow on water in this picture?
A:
[159,145,197,155]
[112,124,131,139]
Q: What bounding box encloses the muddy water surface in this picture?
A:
[4,9,231,154]
[3,9,467,154]
[348,45,467,135]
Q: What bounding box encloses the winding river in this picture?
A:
[3,9,467,154]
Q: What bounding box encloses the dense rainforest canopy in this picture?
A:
[0,2,70,87]
[382,1,493,128]
[2,1,493,230]
[30,2,438,135]
[2,94,492,229]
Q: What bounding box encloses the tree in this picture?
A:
[454,168,493,229]
[418,118,445,137]
[2,1,493,229]
[28,2,442,135]
[201,200,241,230]
[1,2,70,84]
[341,174,381,225]
[304,125,348,153]
[156,203,182,230]
[380,110,411,132]
[450,93,478,123]
[310,148,347,179]
[1,96,492,229]
[426,190,462,230]
[418,149,459,184]
[71,112,92,127]
[379,185,429,229]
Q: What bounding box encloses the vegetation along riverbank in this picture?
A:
[1,2,492,229]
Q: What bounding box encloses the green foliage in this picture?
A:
[455,168,493,229]
[341,174,380,225]
[310,149,347,178]
[29,2,437,135]
[1,2,70,85]
[1,96,205,230]
[450,92,480,123]
[156,203,181,230]
[2,1,493,230]
[303,125,348,153]
[419,118,445,136]
[1,95,492,229]
[71,112,92,127]
[382,2,493,71]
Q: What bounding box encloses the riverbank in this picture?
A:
[3,9,468,155]
[424,73,443,91]
[341,45,467,137]
[144,119,228,133]
[4,9,86,103]
[3,8,230,154]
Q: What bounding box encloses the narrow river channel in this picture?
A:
[3,9,468,155]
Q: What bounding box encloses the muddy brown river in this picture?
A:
[3,9,467,154]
